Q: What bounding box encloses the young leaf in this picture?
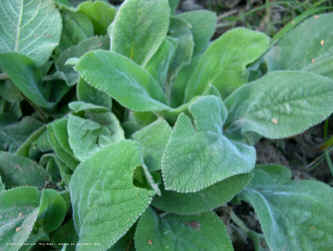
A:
[0,186,41,251]
[77,79,112,108]
[225,71,333,139]
[162,96,256,193]
[266,13,333,79]
[153,173,252,215]
[78,1,117,35]
[111,0,170,66]
[75,50,170,112]
[0,0,62,66]
[135,208,234,251]
[132,119,172,172]
[178,10,217,56]
[55,36,109,86]
[0,53,55,109]
[241,166,333,251]
[16,126,46,157]
[0,152,48,189]
[185,28,270,100]
[38,189,68,233]
[69,140,155,251]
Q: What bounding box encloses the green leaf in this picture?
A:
[0,116,43,152]
[50,219,78,249]
[266,13,333,79]
[55,36,109,86]
[135,208,234,251]
[75,50,170,112]
[16,126,46,157]
[225,71,333,139]
[132,119,171,172]
[111,0,170,65]
[168,17,194,80]
[153,173,252,215]
[241,166,333,251]
[77,79,112,108]
[68,113,124,161]
[0,176,4,192]
[78,1,116,35]
[0,186,41,251]
[145,38,177,88]
[178,10,217,56]
[68,101,108,114]
[0,152,48,189]
[58,9,94,51]
[47,118,79,170]
[168,0,180,13]
[69,140,155,251]
[0,0,62,66]
[0,53,55,109]
[162,96,256,193]
[38,189,67,233]
[185,28,270,99]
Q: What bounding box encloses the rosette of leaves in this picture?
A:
[1,0,333,250]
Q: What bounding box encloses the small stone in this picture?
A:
[272,118,278,124]
[312,58,315,64]
[148,240,152,245]
[16,227,21,232]
[314,15,319,19]
[18,212,23,217]
[321,40,325,46]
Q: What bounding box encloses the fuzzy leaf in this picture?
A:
[75,50,170,112]
[0,0,62,66]
[135,208,234,251]
[69,140,155,251]
[185,28,270,99]
[0,187,41,251]
[162,96,256,193]
[226,71,333,139]
[111,0,170,65]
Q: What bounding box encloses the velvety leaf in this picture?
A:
[75,50,170,112]
[185,28,270,99]
[145,38,177,88]
[111,0,170,65]
[78,1,116,35]
[68,101,108,114]
[225,71,333,139]
[38,189,67,233]
[50,219,78,250]
[0,53,55,109]
[162,96,256,193]
[168,17,194,80]
[153,173,252,215]
[135,208,234,251]
[0,0,62,66]
[55,36,109,86]
[68,113,124,161]
[178,10,217,56]
[0,116,43,152]
[58,10,94,51]
[76,79,112,108]
[69,140,155,251]
[0,152,48,189]
[0,187,41,251]
[133,119,172,171]
[241,166,333,251]
[266,13,333,79]
[16,126,46,157]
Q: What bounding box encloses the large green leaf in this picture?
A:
[55,36,109,86]
[241,165,333,251]
[78,1,116,35]
[225,71,333,139]
[178,10,217,56]
[111,0,170,65]
[266,13,333,79]
[0,187,41,251]
[0,53,55,109]
[0,0,62,66]
[185,28,270,99]
[0,152,48,189]
[75,50,170,112]
[153,173,252,215]
[132,119,171,172]
[162,96,256,193]
[135,208,234,251]
[69,140,155,251]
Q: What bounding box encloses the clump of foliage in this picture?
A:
[1,0,333,250]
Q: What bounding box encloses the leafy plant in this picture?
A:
[1,0,333,250]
